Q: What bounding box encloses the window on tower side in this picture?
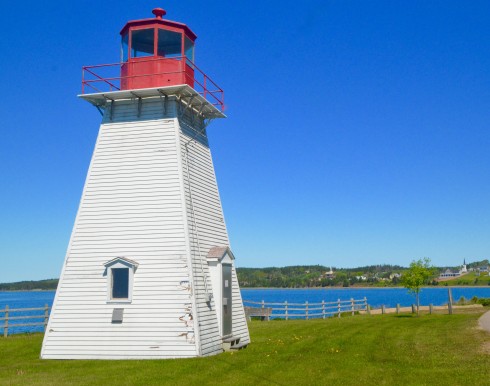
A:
[121,33,129,62]
[157,29,182,58]
[184,36,194,62]
[131,28,154,58]
[111,268,129,299]
[104,257,138,303]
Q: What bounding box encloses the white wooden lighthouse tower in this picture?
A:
[41,8,249,359]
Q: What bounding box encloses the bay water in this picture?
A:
[2,287,490,334]
[241,287,490,308]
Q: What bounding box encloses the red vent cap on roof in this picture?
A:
[152,8,166,19]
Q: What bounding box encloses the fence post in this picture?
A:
[429,304,433,315]
[382,305,386,314]
[322,300,326,319]
[337,299,341,318]
[305,301,309,320]
[3,305,8,337]
[447,288,453,315]
[285,301,288,321]
[396,304,400,314]
[367,304,371,315]
[44,304,49,332]
[364,297,367,312]
[351,298,354,316]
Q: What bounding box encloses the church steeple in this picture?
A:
[461,258,468,274]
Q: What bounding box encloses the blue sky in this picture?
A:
[1,1,490,282]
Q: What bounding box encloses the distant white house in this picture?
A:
[439,269,460,278]
[325,267,335,279]
[439,259,469,279]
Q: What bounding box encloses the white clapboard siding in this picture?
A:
[42,95,249,359]
[178,119,249,351]
[230,265,251,344]
[42,99,199,359]
[179,122,224,356]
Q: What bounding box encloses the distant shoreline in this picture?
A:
[242,285,490,290]
[1,285,489,293]
[1,286,490,293]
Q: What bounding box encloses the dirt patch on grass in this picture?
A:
[480,341,490,354]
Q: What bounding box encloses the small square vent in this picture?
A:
[112,308,124,323]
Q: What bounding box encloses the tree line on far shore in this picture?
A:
[237,260,489,288]
[0,279,58,291]
[1,259,488,290]
[237,264,407,288]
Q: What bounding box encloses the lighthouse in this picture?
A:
[41,8,250,359]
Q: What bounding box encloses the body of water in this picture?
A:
[241,287,490,308]
[2,287,490,333]
[0,291,55,334]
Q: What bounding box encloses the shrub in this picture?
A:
[457,296,467,305]
[477,298,490,306]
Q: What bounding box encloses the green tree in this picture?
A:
[401,258,435,315]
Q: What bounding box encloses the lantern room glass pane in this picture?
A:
[112,268,129,299]
[121,33,129,62]
[131,29,154,58]
[157,29,182,58]
[184,36,194,62]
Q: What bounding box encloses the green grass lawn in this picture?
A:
[1,310,489,386]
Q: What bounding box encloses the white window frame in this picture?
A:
[104,257,138,304]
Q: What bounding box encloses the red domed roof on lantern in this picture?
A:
[120,8,197,41]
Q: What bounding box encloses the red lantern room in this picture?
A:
[120,8,197,90]
[81,8,224,114]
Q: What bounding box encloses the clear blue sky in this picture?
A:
[1,1,490,282]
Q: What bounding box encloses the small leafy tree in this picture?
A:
[401,258,435,315]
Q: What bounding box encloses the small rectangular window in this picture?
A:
[131,29,154,58]
[157,29,182,58]
[121,33,129,62]
[184,36,194,62]
[112,268,129,299]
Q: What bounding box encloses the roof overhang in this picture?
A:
[78,84,225,119]
[104,257,139,270]
[206,246,235,262]
[120,18,197,41]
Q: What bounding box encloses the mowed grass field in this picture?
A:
[1,310,489,386]
[439,272,490,286]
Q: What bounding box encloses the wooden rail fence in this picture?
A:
[243,297,368,320]
[1,305,50,337]
[368,302,464,315]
